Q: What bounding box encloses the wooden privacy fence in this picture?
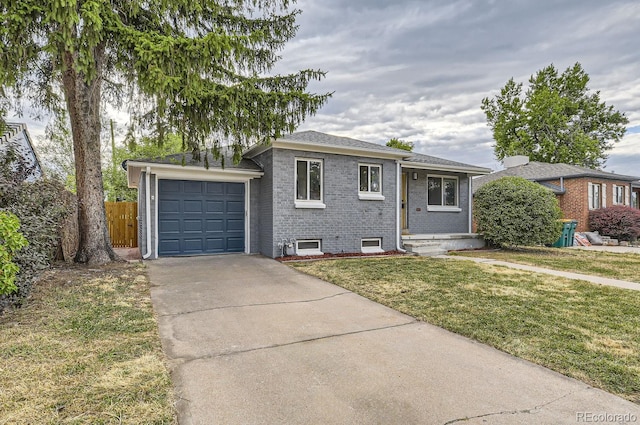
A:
[105,202,138,248]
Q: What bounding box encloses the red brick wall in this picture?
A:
[551,178,633,232]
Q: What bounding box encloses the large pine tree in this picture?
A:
[0,0,330,264]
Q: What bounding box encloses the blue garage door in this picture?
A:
[158,180,245,256]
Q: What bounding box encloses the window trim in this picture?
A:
[427,174,461,212]
[361,238,383,254]
[613,184,624,205]
[295,158,325,209]
[358,163,385,201]
[588,182,602,210]
[295,239,323,256]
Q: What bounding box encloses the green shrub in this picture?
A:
[474,176,562,248]
[0,211,29,295]
[589,206,640,242]
[0,151,75,313]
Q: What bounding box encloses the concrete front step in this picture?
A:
[401,233,485,256]
[403,242,448,257]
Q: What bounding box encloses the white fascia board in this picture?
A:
[401,161,492,176]
[125,161,263,186]
[243,143,272,158]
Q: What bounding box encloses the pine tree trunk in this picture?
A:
[61,47,117,264]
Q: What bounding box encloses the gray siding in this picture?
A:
[137,172,158,258]
[253,150,274,256]
[138,171,147,258]
[268,148,398,258]
[406,170,470,234]
[249,178,261,253]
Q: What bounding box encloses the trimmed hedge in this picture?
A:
[474,176,562,248]
[589,206,640,242]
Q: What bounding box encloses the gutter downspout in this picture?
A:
[468,174,473,233]
[396,161,406,253]
[142,167,152,259]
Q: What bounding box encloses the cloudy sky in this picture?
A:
[8,0,640,176]
[273,0,640,175]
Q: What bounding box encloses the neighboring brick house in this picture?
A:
[473,156,640,232]
[125,131,490,258]
[0,122,43,181]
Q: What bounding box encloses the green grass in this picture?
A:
[0,263,176,425]
[451,247,640,283]
[291,256,640,404]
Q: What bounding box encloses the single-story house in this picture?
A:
[125,131,491,259]
[473,156,640,232]
[0,122,43,181]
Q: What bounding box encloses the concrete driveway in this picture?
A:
[148,255,640,425]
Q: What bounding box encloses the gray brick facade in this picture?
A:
[405,169,471,234]
[265,148,398,258]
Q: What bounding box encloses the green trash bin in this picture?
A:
[553,219,578,247]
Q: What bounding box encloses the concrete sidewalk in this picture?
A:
[148,255,640,425]
[439,255,640,292]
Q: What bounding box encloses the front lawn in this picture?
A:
[451,247,640,283]
[291,257,640,404]
[0,262,176,424]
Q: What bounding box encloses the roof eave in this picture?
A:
[125,160,264,188]
[401,161,491,176]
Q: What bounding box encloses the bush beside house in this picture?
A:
[474,176,562,248]
[589,206,640,242]
[0,172,74,313]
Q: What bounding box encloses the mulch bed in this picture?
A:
[275,250,407,262]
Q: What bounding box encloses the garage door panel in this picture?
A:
[206,238,225,251]
[161,180,181,193]
[160,200,181,213]
[206,200,224,214]
[206,182,225,194]
[184,200,203,213]
[183,238,205,252]
[184,181,203,193]
[160,219,181,233]
[158,180,245,256]
[226,184,245,195]
[183,219,203,233]
[159,239,180,255]
[227,219,244,232]
[226,237,244,251]
[206,219,224,232]
[227,200,244,213]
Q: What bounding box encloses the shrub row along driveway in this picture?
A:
[148,255,640,425]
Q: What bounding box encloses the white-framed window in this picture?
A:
[588,182,602,210]
[295,158,325,208]
[613,185,624,205]
[358,164,384,200]
[427,175,460,211]
[361,238,383,253]
[295,239,323,256]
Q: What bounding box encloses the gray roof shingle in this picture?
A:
[126,151,262,171]
[281,131,489,171]
[473,161,640,193]
[281,131,408,156]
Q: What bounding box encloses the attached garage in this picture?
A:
[158,180,245,256]
[125,154,263,259]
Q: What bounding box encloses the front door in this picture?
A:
[402,172,408,233]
